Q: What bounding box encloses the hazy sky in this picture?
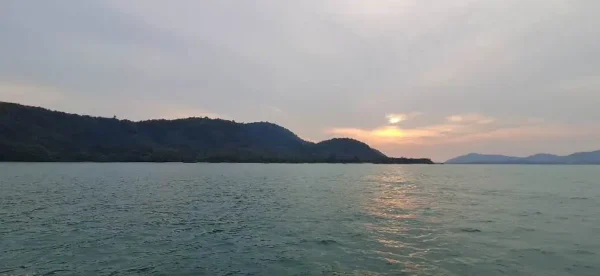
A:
[2,0,599,161]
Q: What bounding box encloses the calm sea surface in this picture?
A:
[1,163,599,276]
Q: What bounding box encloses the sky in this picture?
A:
[1,0,599,161]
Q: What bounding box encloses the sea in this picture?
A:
[1,163,598,276]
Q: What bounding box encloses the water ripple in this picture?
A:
[1,164,599,275]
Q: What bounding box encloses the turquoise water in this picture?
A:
[1,164,598,275]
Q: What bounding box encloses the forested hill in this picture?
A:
[0,102,433,164]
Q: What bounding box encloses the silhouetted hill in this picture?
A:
[312,138,387,161]
[521,153,561,163]
[0,102,433,164]
[562,150,600,164]
[446,153,519,164]
[446,151,600,164]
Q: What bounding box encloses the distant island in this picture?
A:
[0,102,433,164]
[446,151,600,164]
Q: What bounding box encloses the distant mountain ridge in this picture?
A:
[446,151,600,164]
[0,102,433,164]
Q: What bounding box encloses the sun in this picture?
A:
[386,114,407,124]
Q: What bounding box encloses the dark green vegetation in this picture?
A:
[0,102,433,164]
[446,151,600,164]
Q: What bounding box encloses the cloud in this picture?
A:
[2,0,600,159]
[385,112,421,124]
[386,114,406,124]
[269,106,283,113]
[446,113,495,124]
[446,115,463,123]
[327,113,589,152]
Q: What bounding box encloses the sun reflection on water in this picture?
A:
[360,170,442,274]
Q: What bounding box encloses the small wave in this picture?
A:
[297,238,339,245]
[514,226,536,232]
[22,206,47,217]
[384,258,403,265]
[125,266,155,273]
[0,268,16,274]
[575,249,596,255]
[460,228,482,233]
[519,211,542,217]
[42,269,71,276]
[318,239,338,245]
[469,219,494,223]
[510,248,555,255]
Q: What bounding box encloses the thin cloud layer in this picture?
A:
[2,0,600,160]
[446,114,495,124]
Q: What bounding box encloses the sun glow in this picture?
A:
[374,126,405,138]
